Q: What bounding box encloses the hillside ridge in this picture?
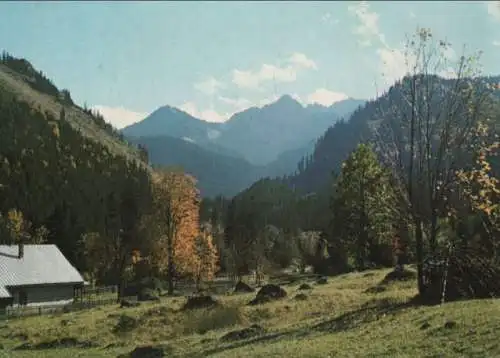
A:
[0,62,146,168]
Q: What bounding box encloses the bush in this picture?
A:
[113,314,139,334]
[124,277,167,297]
[422,252,500,303]
[137,288,160,302]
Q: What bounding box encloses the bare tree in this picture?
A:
[373,28,496,296]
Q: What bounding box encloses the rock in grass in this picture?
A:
[298,283,312,290]
[182,295,219,310]
[120,300,140,308]
[444,320,457,329]
[117,345,170,358]
[248,284,287,305]
[13,337,96,350]
[234,281,255,293]
[294,293,308,301]
[420,322,431,330]
[316,277,328,285]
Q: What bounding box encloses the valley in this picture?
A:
[122,95,365,197]
[0,3,499,357]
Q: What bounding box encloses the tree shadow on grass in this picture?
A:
[312,297,414,333]
[200,297,417,356]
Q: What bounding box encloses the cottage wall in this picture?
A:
[8,284,76,306]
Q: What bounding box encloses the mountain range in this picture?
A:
[122,96,365,197]
[288,75,500,195]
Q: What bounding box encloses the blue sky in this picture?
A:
[0,1,499,128]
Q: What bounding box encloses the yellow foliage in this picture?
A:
[148,170,201,277]
[457,138,500,231]
[6,209,25,241]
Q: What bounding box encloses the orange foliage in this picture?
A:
[456,135,499,231]
[131,249,142,264]
[149,170,201,277]
[193,228,219,284]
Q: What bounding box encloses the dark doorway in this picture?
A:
[18,290,28,306]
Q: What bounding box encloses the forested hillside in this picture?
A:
[289,75,500,194]
[0,54,219,294]
[128,135,263,197]
[0,57,152,271]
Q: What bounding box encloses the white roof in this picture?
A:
[0,244,84,298]
[0,285,10,298]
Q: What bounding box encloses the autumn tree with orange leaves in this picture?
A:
[193,225,219,291]
[146,169,201,295]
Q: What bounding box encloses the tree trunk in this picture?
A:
[429,212,439,255]
[415,218,425,296]
[167,234,175,296]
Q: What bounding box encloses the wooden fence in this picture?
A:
[74,285,119,305]
[0,274,322,320]
[1,285,120,320]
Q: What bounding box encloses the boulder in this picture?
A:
[294,293,308,301]
[118,345,169,358]
[182,295,219,310]
[316,277,328,285]
[120,300,140,308]
[298,283,312,290]
[248,284,287,305]
[234,281,255,293]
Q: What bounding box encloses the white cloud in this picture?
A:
[305,88,349,106]
[194,77,225,95]
[347,1,386,47]
[377,48,409,87]
[231,53,317,90]
[179,101,228,122]
[348,1,411,90]
[289,52,318,70]
[92,105,147,129]
[409,11,416,19]
[440,46,456,61]
[493,40,500,46]
[232,64,296,89]
[486,1,500,21]
[218,96,254,111]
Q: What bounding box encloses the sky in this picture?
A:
[0,1,499,128]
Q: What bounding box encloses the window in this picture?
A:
[18,290,28,306]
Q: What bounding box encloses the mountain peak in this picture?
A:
[275,94,301,106]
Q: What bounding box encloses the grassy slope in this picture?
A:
[1,268,500,357]
[0,64,145,167]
